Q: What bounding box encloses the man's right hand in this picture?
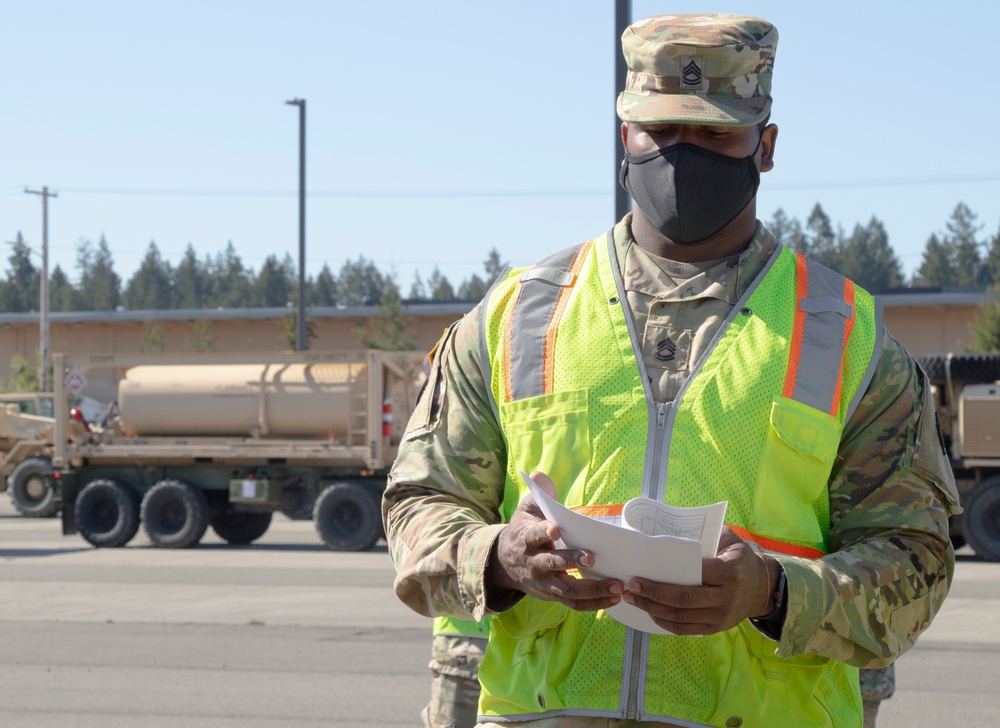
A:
[484,471,624,612]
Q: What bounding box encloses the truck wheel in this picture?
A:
[962,475,1000,562]
[916,353,1000,386]
[313,482,381,551]
[8,456,59,518]
[210,512,273,545]
[141,480,210,549]
[279,485,316,521]
[75,479,140,548]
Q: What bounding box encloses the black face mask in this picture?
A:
[619,138,761,245]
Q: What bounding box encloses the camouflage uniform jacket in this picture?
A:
[384,215,960,667]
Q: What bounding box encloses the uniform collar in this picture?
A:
[613,216,779,305]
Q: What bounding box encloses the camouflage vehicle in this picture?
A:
[0,392,58,517]
[917,353,1000,561]
[41,351,425,551]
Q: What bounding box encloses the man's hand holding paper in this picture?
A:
[622,526,777,636]
[514,470,772,635]
[484,471,625,614]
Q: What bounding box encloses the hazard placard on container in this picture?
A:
[64,367,88,396]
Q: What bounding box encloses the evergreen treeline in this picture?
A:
[0,235,508,313]
[768,201,1000,293]
[5,202,1000,314]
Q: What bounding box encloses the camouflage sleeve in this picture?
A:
[773,330,961,666]
[382,305,508,622]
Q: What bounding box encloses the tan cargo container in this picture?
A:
[47,350,426,551]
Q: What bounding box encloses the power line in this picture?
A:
[767,172,1000,191]
[42,172,1000,199]
[55,186,609,199]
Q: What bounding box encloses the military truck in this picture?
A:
[0,392,58,517]
[45,350,425,551]
[916,352,1000,562]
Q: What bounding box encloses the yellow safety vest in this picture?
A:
[433,615,491,639]
[477,233,880,727]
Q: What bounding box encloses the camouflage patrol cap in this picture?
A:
[616,14,777,127]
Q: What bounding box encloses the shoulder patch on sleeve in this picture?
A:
[405,321,459,437]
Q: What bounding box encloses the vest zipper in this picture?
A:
[623,400,671,720]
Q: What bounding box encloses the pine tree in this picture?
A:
[309,264,338,306]
[357,276,415,350]
[123,241,173,311]
[76,235,122,311]
[971,283,1000,353]
[210,241,254,308]
[460,247,509,298]
[1,233,39,312]
[766,208,808,253]
[49,265,78,311]
[945,202,986,288]
[984,226,1000,288]
[408,272,427,301]
[913,233,955,287]
[838,217,903,293]
[427,267,455,300]
[173,244,210,309]
[458,274,487,300]
[255,254,292,307]
[804,204,842,270]
[337,257,384,305]
[483,247,507,284]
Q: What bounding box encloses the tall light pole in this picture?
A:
[614,0,631,222]
[24,186,56,391]
[285,98,307,351]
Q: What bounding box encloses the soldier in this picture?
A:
[860,664,896,728]
[384,12,958,727]
[423,616,490,728]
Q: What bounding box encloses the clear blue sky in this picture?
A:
[4,0,1000,296]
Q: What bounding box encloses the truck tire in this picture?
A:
[314,482,381,552]
[962,475,1000,562]
[210,511,273,545]
[279,484,316,521]
[141,480,210,549]
[916,353,1000,386]
[75,479,140,548]
[8,456,59,518]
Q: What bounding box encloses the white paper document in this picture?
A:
[519,470,727,635]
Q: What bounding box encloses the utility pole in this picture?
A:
[285,98,307,351]
[24,186,56,391]
[614,0,631,222]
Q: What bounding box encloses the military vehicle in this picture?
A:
[0,392,58,517]
[917,353,1000,561]
[42,350,425,551]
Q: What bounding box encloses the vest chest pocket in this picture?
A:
[753,397,840,546]
[501,389,591,506]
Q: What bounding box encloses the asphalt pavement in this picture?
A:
[0,497,997,727]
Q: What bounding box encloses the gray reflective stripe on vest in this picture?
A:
[790,258,853,414]
[506,245,585,401]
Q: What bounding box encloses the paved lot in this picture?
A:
[1,497,997,727]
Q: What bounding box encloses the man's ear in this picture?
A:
[759,123,778,173]
[621,122,629,150]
